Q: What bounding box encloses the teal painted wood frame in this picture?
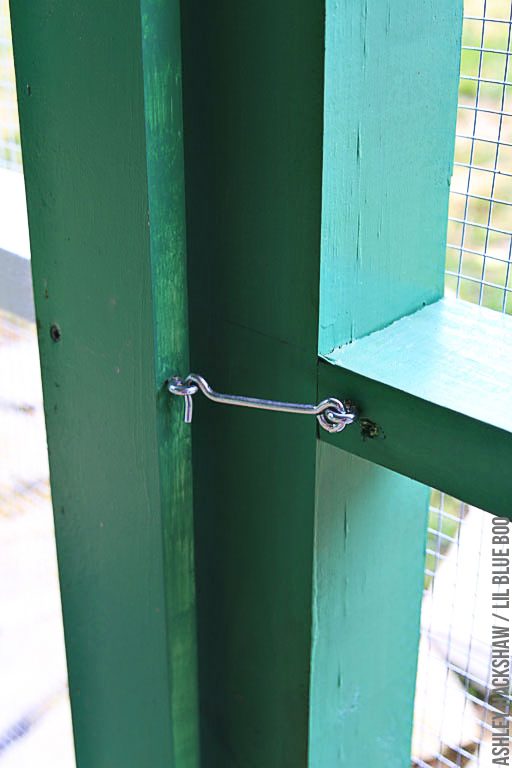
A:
[181,1,462,767]
[319,298,512,520]
[319,0,463,353]
[10,0,476,766]
[10,1,199,766]
[310,2,462,765]
[181,3,323,764]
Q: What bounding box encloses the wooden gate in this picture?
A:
[10,1,510,766]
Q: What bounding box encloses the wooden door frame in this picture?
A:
[12,1,510,767]
[10,1,198,765]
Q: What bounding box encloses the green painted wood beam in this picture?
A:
[310,2,462,766]
[11,0,464,765]
[310,444,429,767]
[180,2,323,763]
[319,0,462,354]
[10,1,199,765]
[318,298,512,520]
[180,1,462,767]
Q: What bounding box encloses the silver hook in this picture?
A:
[168,373,357,433]
[167,376,198,424]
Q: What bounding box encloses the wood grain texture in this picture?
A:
[310,443,429,767]
[11,1,198,765]
[180,0,461,765]
[11,0,464,764]
[319,0,462,354]
[141,1,199,764]
[180,2,323,765]
[319,298,512,519]
[326,297,512,433]
[311,2,462,764]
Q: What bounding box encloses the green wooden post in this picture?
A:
[319,0,462,351]
[310,449,431,766]
[11,0,463,764]
[318,298,512,520]
[10,1,199,766]
[181,4,323,765]
[310,3,462,766]
[180,1,462,766]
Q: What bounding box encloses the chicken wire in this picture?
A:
[412,1,512,765]
[412,497,510,767]
[446,0,512,312]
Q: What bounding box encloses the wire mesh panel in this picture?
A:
[413,497,510,766]
[413,2,512,764]
[0,0,21,171]
[446,0,512,312]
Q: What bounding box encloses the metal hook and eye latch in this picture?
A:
[167,373,358,434]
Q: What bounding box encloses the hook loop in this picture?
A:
[167,374,357,433]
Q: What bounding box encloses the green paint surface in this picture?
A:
[319,0,462,353]
[180,2,324,765]
[180,1,462,765]
[318,300,512,518]
[310,443,429,768]
[326,298,512,433]
[11,0,464,763]
[11,0,198,765]
[313,2,462,764]
[141,0,199,763]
